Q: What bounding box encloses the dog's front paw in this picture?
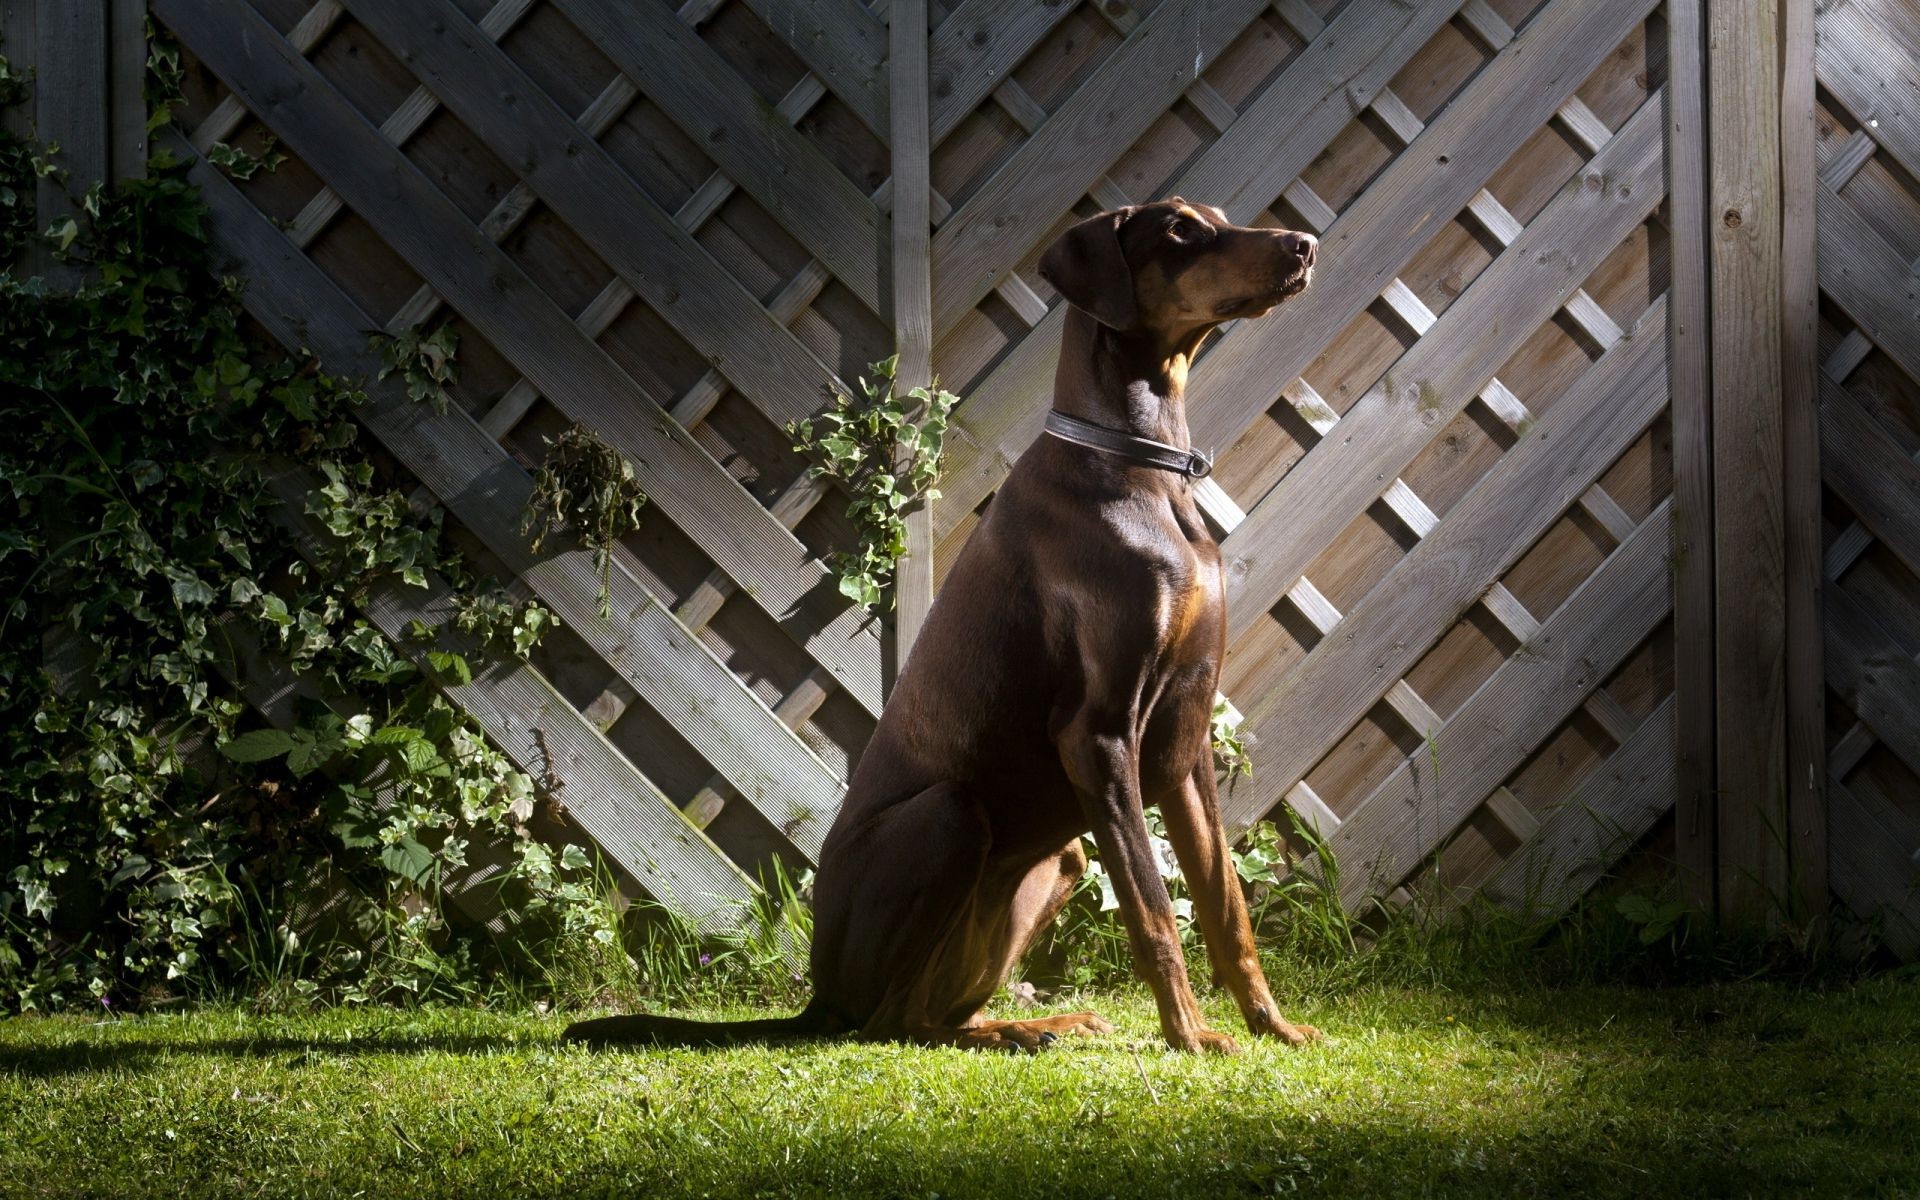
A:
[1166,1027,1240,1054]
[1248,1004,1322,1046]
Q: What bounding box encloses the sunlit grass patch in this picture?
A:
[3,978,1916,1198]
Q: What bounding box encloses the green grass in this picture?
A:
[3,976,1917,1198]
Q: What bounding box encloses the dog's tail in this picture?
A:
[563,997,849,1048]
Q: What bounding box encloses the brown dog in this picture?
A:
[567,199,1320,1053]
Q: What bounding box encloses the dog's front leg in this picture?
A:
[1061,717,1238,1054]
[1160,770,1321,1046]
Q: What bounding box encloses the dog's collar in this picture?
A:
[1043,410,1214,480]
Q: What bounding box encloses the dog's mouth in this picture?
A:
[1213,267,1313,318]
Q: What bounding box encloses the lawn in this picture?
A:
[3,978,1916,1198]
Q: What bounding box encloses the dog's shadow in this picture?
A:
[0,1028,536,1079]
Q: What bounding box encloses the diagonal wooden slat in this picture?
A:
[1223,299,1670,830]
[341,0,848,435]
[1217,94,1667,643]
[1829,774,1920,960]
[173,129,849,862]
[553,0,883,312]
[188,0,344,149]
[1815,181,1920,384]
[1825,583,1920,781]
[929,0,1270,332]
[1815,0,1920,185]
[738,0,889,136]
[1820,374,1920,583]
[1467,695,1677,920]
[927,0,1076,144]
[933,0,1463,542]
[1181,0,1660,457]
[155,0,887,715]
[1329,502,1675,908]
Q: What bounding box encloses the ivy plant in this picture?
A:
[518,423,648,620]
[1211,696,1253,778]
[0,37,597,1011]
[370,321,459,415]
[787,356,957,612]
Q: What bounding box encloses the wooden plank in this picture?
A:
[340,0,848,434]
[257,465,759,934]
[891,0,935,667]
[1223,306,1672,832]
[285,0,539,250]
[155,0,886,713]
[189,0,343,150]
[108,0,145,181]
[1820,376,1920,581]
[926,0,1071,143]
[1471,695,1678,920]
[1216,97,1667,644]
[170,129,850,863]
[738,0,888,136]
[1709,0,1788,926]
[1816,180,1920,384]
[1328,503,1675,909]
[1815,0,1920,185]
[1782,0,1824,920]
[554,0,882,312]
[929,0,1270,332]
[1825,583,1920,780]
[1829,775,1920,960]
[30,0,108,286]
[1668,0,1715,913]
[932,0,1477,540]
[1180,0,1662,460]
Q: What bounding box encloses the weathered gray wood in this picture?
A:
[1668,0,1716,912]
[930,0,1270,333]
[1217,95,1667,643]
[554,0,882,312]
[1815,0,1920,185]
[1709,0,1788,926]
[927,0,1076,143]
[155,0,886,714]
[170,127,850,863]
[342,0,847,435]
[1222,303,1670,831]
[742,0,888,136]
[1820,376,1920,582]
[108,0,144,181]
[1330,503,1675,909]
[188,0,343,151]
[29,0,108,286]
[1178,0,1661,460]
[1829,775,1920,960]
[1782,0,1825,919]
[1815,180,1920,384]
[1825,583,1920,780]
[1470,696,1678,921]
[891,0,935,665]
[933,0,1465,541]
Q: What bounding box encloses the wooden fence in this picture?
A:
[9,0,1915,949]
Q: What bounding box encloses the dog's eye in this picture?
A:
[1168,218,1198,241]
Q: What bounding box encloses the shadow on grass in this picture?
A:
[0,1030,535,1077]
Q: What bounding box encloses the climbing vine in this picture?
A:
[0,37,602,1011]
[788,356,957,612]
[517,424,648,620]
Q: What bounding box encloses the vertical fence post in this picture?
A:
[889,0,934,685]
[1779,0,1825,926]
[1668,0,1717,915]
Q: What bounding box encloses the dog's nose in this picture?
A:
[1281,231,1317,267]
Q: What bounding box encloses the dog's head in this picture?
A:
[1036,198,1315,338]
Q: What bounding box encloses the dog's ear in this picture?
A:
[1038,207,1138,331]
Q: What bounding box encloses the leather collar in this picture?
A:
[1043,409,1214,479]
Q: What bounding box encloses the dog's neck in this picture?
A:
[1052,308,1209,450]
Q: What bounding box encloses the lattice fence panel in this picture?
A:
[930,0,1684,917]
[153,0,906,919]
[1810,0,1920,958]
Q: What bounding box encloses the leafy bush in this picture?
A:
[0,39,614,1011]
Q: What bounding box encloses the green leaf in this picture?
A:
[380,837,437,885]
[217,728,296,763]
